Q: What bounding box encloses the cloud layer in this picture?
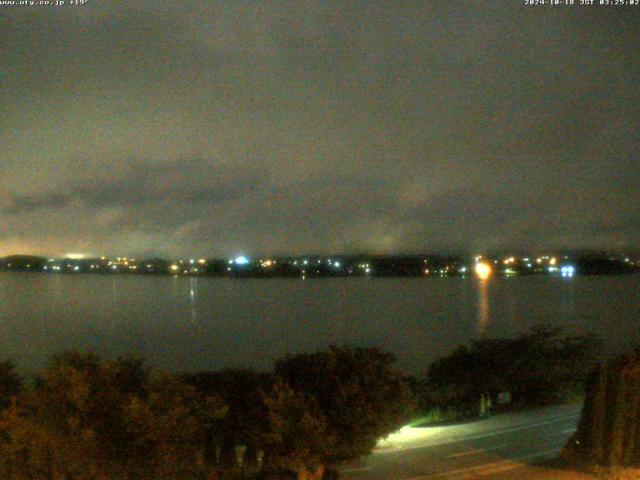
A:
[1,1,638,256]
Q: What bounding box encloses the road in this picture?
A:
[340,403,589,480]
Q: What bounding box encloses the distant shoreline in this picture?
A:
[1,253,637,278]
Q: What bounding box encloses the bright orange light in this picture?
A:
[475,262,492,280]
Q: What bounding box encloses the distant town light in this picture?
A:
[66,253,86,260]
[475,262,492,280]
[169,264,180,272]
[560,265,575,277]
[234,256,250,265]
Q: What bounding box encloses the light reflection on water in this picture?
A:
[0,273,637,374]
[476,279,490,335]
[189,277,197,324]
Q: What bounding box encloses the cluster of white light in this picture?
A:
[234,256,250,265]
[560,265,575,277]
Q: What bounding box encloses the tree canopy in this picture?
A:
[425,326,598,411]
[0,352,226,479]
[275,346,417,465]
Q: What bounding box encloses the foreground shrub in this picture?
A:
[0,346,415,479]
[0,361,21,410]
[424,326,598,413]
[259,380,332,480]
[272,346,417,478]
[184,368,272,465]
[0,352,225,479]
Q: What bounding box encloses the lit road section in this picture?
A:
[376,425,445,453]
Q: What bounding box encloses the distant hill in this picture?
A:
[0,255,47,271]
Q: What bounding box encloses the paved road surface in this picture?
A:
[340,404,584,480]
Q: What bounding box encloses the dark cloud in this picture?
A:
[3,160,262,214]
[0,2,638,256]
[4,192,70,215]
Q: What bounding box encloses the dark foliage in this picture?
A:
[0,352,225,479]
[275,346,417,465]
[0,361,21,410]
[183,368,273,465]
[424,326,598,412]
[0,346,414,479]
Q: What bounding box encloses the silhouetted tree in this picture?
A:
[425,326,598,412]
[259,380,331,480]
[184,368,272,466]
[0,352,226,479]
[0,361,21,410]
[274,346,416,472]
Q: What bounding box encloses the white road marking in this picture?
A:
[446,448,484,458]
[340,466,372,473]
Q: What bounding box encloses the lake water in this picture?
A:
[0,273,638,375]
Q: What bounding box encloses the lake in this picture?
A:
[0,273,638,375]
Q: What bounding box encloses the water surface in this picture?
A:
[0,273,637,374]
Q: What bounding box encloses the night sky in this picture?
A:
[2,1,639,258]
